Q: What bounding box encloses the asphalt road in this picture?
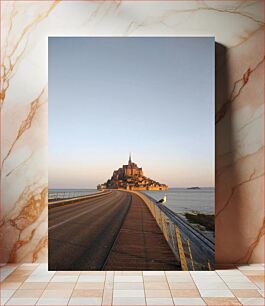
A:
[48,190,131,270]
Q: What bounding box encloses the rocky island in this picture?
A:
[97,154,168,191]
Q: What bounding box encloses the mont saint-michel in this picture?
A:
[97,154,168,191]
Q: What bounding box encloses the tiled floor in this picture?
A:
[0,264,264,305]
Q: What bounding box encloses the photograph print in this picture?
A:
[48,37,215,271]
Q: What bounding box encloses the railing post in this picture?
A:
[174,224,188,271]
[186,238,195,271]
[162,214,169,241]
[159,210,162,227]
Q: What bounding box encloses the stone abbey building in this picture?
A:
[98,154,168,191]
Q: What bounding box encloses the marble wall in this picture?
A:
[1,1,264,264]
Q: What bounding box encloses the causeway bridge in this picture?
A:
[48,190,214,271]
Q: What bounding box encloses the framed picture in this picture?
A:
[48,37,214,271]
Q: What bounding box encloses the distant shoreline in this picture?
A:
[49,187,215,190]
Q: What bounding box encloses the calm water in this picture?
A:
[142,188,214,215]
[48,188,98,199]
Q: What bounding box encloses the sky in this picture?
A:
[49,37,214,189]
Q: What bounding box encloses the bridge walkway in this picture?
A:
[103,192,180,270]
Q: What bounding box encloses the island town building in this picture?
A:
[97,154,168,191]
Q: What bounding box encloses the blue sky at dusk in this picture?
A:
[49,37,214,188]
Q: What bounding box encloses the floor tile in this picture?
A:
[191,272,217,277]
[146,297,174,305]
[113,290,145,297]
[68,297,102,305]
[0,282,22,290]
[173,297,206,305]
[219,275,251,282]
[143,271,165,276]
[145,290,172,298]
[216,269,244,276]
[225,282,258,289]
[102,289,112,305]
[112,296,146,305]
[144,276,167,283]
[169,282,197,289]
[71,289,103,297]
[232,289,262,298]
[114,282,144,290]
[50,275,78,282]
[195,281,228,290]
[36,298,69,305]
[78,275,105,282]
[199,289,234,297]
[240,270,264,276]
[0,266,18,281]
[258,290,264,297]
[80,271,105,275]
[144,282,169,290]
[192,276,223,282]
[104,281,114,290]
[25,276,54,283]
[55,271,80,275]
[45,282,76,290]
[19,282,48,290]
[247,275,264,283]
[0,290,15,305]
[170,289,200,297]
[114,276,143,283]
[203,297,241,305]
[1,263,264,305]
[115,271,142,276]
[254,282,264,290]
[167,276,193,283]
[12,289,44,298]
[3,275,28,283]
[105,271,114,277]
[1,297,10,305]
[8,269,33,276]
[40,289,72,298]
[238,297,265,305]
[0,289,16,298]
[6,297,38,305]
[37,264,49,270]
[165,271,191,276]
[75,282,104,290]
[30,268,54,275]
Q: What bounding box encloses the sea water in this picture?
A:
[142,188,214,240]
[48,188,98,199]
[142,188,214,215]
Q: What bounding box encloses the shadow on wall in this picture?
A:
[215,43,233,264]
[215,42,231,264]
[215,42,256,265]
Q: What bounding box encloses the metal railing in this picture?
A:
[48,190,99,201]
[136,191,215,271]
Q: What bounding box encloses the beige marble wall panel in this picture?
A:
[0,1,264,263]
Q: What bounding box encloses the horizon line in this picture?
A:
[48,186,215,189]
